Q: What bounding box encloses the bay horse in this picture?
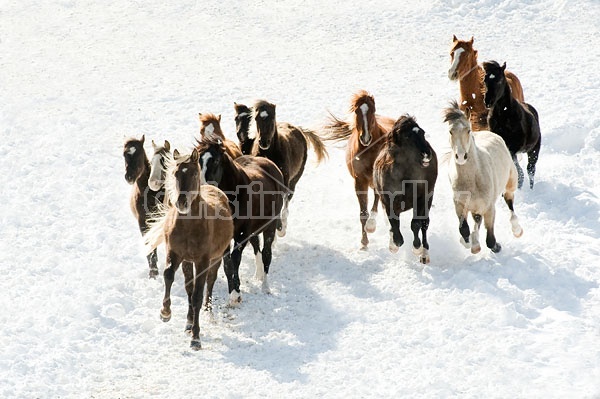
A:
[145,148,233,350]
[196,138,285,297]
[448,35,525,131]
[483,61,542,189]
[198,112,243,159]
[252,99,328,237]
[123,135,163,278]
[234,102,254,155]
[444,100,523,254]
[373,115,438,263]
[322,90,395,249]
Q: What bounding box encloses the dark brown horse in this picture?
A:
[196,138,285,297]
[252,99,328,237]
[123,135,163,278]
[234,102,254,155]
[448,35,525,131]
[373,115,438,263]
[145,148,233,350]
[322,90,395,249]
[198,112,243,159]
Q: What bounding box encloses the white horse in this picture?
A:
[444,101,523,254]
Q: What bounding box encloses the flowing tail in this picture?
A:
[299,127,328,164]
[321,111,353,143]
[144,202,169,254]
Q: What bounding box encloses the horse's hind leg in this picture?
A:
[365,190,379,234]
[190,257,209,350]
[526,138,541,189]
[260,229,276,294]
[182,261,194,333]
[483,208,501,253]
[503,191,523,238]
[512,153,525,189]
[204,257,220,313]
[470,214,482,254]
[355,178,371,249]
[161,250,182,323]
[250,235,265,282]
[146,249,159,279]
[226,242,245,306]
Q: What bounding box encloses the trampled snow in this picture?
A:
[1,1,600,397]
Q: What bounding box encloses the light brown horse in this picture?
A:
[448,35,525,131]
[322,90,395,249]
[145,148,233,350]
[198,112,243,159]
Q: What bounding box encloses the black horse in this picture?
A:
[373,115,438,264]
[234,102,255,155]
[195,138,285,298]
[483,61,541,189]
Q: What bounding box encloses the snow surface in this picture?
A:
[2,0,600,398]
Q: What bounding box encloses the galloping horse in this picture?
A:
[148,139,170,192]
[234,102,254,155]
[444,101,523,254]
[483,61,541,189]
[322,90,395,249]
[448,35,525,131]
[373,115,438,263]
[196,138,285,297]
[145,148,233,350]
[198,112,243,159]
[123,135,163,278]
[252,99,328,237]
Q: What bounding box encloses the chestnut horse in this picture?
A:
[322,90,395,249]
[123,135,163,278]
[234,102,255,155]
[373,115,438,263]
[448,35,525,131]
[198,112,243,159]
[145,148,233,350]
[252,99,328,237]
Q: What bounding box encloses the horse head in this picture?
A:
[351,90,376,147]
[148,139,170,191]
[254,100,277,150]
[391,115,433,168]
[483,60,507,108]
[448,35,478,81]
[199,113,224,140]
[444,101,473,165]
[195,138,226,186]
[234,102,254,144]
[123,135,146,184]
[170,148,201,214]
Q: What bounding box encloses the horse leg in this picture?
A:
[140,221,159,278]
[365,189,379,234]
[526,138,541,189]
[455,202,471,249]
[277,198,290,238]
[355,178,371,249]
[229,240,246,306]
[260,230,276,294]
[190,257,209,350]
[250,235,265,282]
[503,192,523,238]
[382,193,403,253]
[483,207,501,253]
[204,257,220,313]
[512,153,525,189]
[470,214,482,254]
[161,250,182,322]
[412,196,431,264]
[182,261,194,333]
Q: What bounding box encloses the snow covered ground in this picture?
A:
[2,0,600,397]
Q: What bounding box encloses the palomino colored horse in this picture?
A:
[234,102,255,155]
[252,99,328,237]
[196,138,285,297]
[373,115,438,264]
[448,35,525,131]
[444,100,523,253]
[145,148,233,350]
[198,112,243,159]
[322,90,395,249]
[123,135,163,278]
[483,61,542,189]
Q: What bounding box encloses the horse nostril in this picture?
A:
[455,154,459,160]
[464,153,468,160]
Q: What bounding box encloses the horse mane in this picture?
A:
[482,60,503,73]
[253,100,276,118]
[390,114,419,141]
[234,103,253,117]
[349,89,375,114]
[443,100,468,125]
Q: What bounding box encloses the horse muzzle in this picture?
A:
[360,136,372,147]
[448,70,458,81]
[258,140,271,150]
[124,173,135,184]
[148,180,163,191]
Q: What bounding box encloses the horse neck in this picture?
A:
[491,84,514,113]
[136,157,151,191]
[221,153,248,190]
[459,63,486,110]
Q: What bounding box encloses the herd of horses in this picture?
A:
[122,36,542,349]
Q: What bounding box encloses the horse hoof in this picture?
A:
[148,268,159,279]
[160,309,171,323]
[420,255,430,264]
[412,246,423,256]
[277,228,286,238]
[184,324,193,334]
[190,339,202,350]
[460,237,471,249]
[513,226,523,238]
[471,244,481,254]
[228,291,242,307]
[389,244,399,253]
[261,279,271,294]
[491,243,502,253]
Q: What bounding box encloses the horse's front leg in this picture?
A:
[382,193,403,253]
[228,241,246,306]
[454,201,471,249]
[139,220,159,278]
[470,214,482,254]
[161,250,182,322]
[365,189,379,234]
[483,207,501,253]
[512,153,525,189]
[355,178,370,249]
[204,257,220,314]
[526,139,541,189]
[260,228,277,294]
[182,261,194,333]
[190,257,209,350]
[411,197,431,264]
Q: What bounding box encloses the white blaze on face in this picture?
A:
[448,47,465,79]
[238,112,249,118]
[148,153,164,190]
[260,110,269,119]
[359,103,370,142]
[200,152,212,184]
[127,146,136,155]
[204,123,215,135]
[489,74,495,79]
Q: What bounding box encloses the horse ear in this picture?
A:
[474,49,478,57]
[164,140,170,151]
[469,36,474,44]
[140,134,145,144]
[190,148,199,163]
[151,139,157,149]
[173,149,180,159]
[217,114,221,122]
[501,62,507,71]
[198,113,202,121]
[452,34,458,42]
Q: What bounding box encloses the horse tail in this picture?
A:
[144,201,169,253]
[299,127,328,164]
[321,111,353,143]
